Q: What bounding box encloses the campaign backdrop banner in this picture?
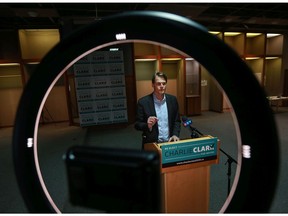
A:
[74,50,128,127]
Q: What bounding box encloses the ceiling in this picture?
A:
[1,3,288,32]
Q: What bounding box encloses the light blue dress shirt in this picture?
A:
[153,94,169,142]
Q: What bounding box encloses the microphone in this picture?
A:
[181,116,192,127]
[181,116,204,138]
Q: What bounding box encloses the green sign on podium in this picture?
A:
[159,137,218,168]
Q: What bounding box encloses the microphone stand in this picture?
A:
[219,148,237,197]
[187,125,237,197]
[189,125,204,138]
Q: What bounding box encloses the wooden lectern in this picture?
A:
[144,136,220,213]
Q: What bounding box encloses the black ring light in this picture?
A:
[12,11,279,213]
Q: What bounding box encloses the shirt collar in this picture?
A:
[153,93,166,103]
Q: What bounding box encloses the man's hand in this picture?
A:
[147,116,158,130]
[169,135,180,142]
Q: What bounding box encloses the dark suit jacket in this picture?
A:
[134,93,181,147]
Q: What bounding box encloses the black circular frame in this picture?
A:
[12,11,279,213]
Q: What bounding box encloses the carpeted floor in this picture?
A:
[0,108,287,213]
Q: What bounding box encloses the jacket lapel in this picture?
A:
[165,94,171,130]
[148,93,156,116]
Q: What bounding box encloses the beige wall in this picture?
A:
[19,29,60,59]
[41,86,69,123]
[0,88,22,127]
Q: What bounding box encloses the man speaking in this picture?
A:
[135,72,181,149]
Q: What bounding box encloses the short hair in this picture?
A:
[152,72,168,83]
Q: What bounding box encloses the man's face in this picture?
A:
[152,75,167,96]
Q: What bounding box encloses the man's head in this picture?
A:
[152,72,167,99]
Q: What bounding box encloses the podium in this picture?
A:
[144,136,220,213]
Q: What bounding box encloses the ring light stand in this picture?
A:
[12,11,279,213]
